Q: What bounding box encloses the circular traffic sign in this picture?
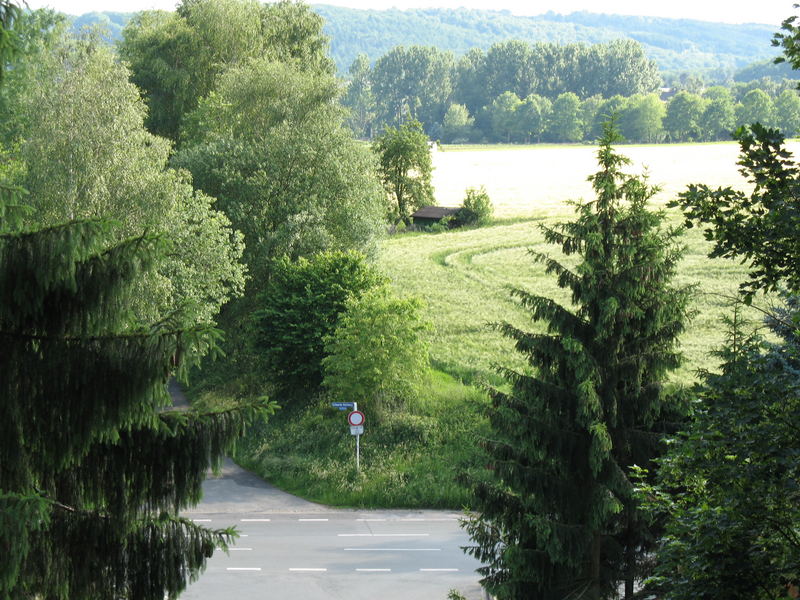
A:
[348,410,365,426]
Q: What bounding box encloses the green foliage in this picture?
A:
[342,52,375,138]
[231,369,488,508]
[313,6,774,77]
[370,44,455,132]
[0,1,21,83]
[5,42,245,326]
[464,123,692,599]
[546,91,583,142]
[638,302,800,600]
[457,186,493,226]
[0,213,273,598]
[701,94,736,141]
[252,251,386,399]
[488,91,522,143]
[774,88,800,136]
[322,286,431,414]
[619,93,665,143]
[174,57,385,283]
[516,94,552,143]
[736,88,776,128]
[373,119,434,225]
[119,0,333,141]
[441,103,475,143]
[664,91,707,142]
[672,123,800,298]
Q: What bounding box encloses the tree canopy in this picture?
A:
[119,0,334,141]
[174,56,385,283]
[5,41,246,325]
[373,120,434,225]
[672,123,800,299]
[0,204,270,599]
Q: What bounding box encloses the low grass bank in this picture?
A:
[195,370,488,509]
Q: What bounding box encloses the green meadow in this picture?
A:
[384,141,792,386]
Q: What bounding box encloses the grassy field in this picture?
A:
[430,140,800,217]
[383,141,790,386]
[207,141,784,509]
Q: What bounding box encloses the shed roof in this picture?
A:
[411,206,460,219]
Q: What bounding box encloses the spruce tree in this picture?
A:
[464,122,692,600]
[0,207,269,599]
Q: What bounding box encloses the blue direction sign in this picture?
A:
[331,402,355,411]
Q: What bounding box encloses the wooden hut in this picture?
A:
[410,206,460,228]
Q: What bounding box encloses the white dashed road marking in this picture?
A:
[289,568,327,572]
[226,568,261,572]
[338,534,430,538]
[240,518,271,522]
[356,568,392,572]
[343,548,442,552]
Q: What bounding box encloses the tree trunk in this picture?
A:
[590,532,602,600]
[624,509,635,600]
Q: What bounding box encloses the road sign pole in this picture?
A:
[347,406,364,472]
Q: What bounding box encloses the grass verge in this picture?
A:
[199,370,489,509]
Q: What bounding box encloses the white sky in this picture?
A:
[24,0,799,26]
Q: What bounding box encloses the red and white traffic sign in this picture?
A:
[348,410,365,426]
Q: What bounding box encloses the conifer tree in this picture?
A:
[0,208,271,598]
[464,122,692,600]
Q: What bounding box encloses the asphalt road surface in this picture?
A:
[173,384,485,600]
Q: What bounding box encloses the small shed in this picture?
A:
[411,206,460,228]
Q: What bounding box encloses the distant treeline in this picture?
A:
[313,5,779,76]
[71,6,782,78]
[342,40,800,143]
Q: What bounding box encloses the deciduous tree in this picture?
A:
[489,91,522,142]
[441,103,475,143]
[370,45,454,132]
[174,57,385,283]
[120,0,333,141]
[343,53,375,139]
[373,119,434,225]
[546,91,583,142]
[11,41,245,325]
[664,91,707,141]
[672,123,800,299]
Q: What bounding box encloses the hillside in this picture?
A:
[68,6,781,77]
[311,6,780,74]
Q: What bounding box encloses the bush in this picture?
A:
[251,251,385,399]
[457,186,493,226]
[322,285,431,416]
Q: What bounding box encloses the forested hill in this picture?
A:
[312,6,779,75]
[69,6,779,76]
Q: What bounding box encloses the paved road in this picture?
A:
[172,383,485,599]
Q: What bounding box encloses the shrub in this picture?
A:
[252,251,385,398]
[457,186,493,226]
[322,285,431,416]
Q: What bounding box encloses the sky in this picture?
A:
[24,0,799,27]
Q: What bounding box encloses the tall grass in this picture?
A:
[231,371,488,508]
[379,210,768,387]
